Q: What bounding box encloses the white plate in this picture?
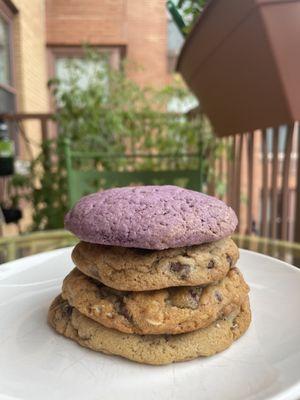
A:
[0,248,300,400]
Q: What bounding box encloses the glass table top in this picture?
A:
[1,230,300,268]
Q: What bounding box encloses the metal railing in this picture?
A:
[1,113,299,241]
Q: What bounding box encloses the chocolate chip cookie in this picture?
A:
[72,237,239,291]
[48,295,251,365]
[62,267,249,335]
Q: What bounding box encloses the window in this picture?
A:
[0,14,10,84]
[0,1,16,113]
[47,46,124,108]
[55,56,109,91]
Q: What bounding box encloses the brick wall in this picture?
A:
[11,0,168,112]
[126,1,168,86]
[46,0,168,87]
[3,0,49,236]
[46,0,126,46]
[13,0,49,112]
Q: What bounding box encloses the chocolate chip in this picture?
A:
[119,305,131,321]
[115,298,132,322]
[170,263,191,279]
[190,290,198,299]
[61,303,72,317]
[207,260,215,269]
[190,287,202,300]
[170,263,183,272]
[226,254,233,267]
[189,288,202,309]
[215,291,223,302]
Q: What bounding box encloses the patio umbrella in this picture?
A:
[176,0,300,137]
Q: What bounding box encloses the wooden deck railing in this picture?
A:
[214,124,300,242]
[1,113,53,140]
[1,113,299,242]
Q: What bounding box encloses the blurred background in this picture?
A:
[1,0,300,264]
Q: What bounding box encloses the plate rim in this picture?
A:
[0,247,300,399]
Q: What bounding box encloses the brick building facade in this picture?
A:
[13,0,49,114]
[0,0,177,235]
[1,0,171,119]
[46,0,169,87]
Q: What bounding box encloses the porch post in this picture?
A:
[294,123,300,242]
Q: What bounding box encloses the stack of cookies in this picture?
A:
[48,185,251,365]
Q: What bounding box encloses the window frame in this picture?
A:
[0,0,17,113]
[47,45,126,110]
[47,45,125,76]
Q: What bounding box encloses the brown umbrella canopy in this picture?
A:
[177,0,300,136]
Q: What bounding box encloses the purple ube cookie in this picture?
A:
[65,185,237,250]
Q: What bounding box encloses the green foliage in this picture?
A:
[10,49,220,231]
[176,0,208,34]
